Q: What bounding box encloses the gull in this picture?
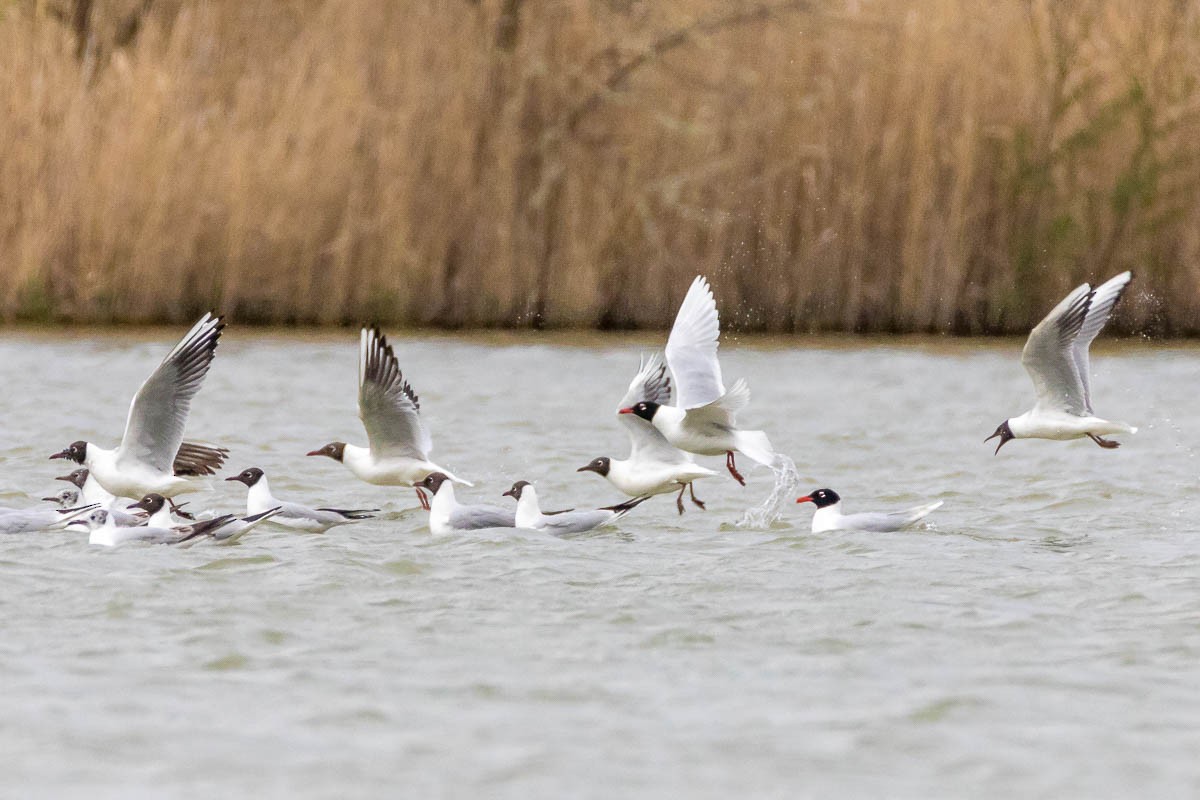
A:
[986,271,1136,453]
[45,480,145,527]
[796,488,943,533]
[50,313,229,498]
[126,493,197,527]
[619,276,775,484]
[417,472,515,536]
[502,480,647,535]
[578,354,716,514]
[77,508,244,547]
[42,488,80,507]
[53,468,153,526]
[113,496,282,545]
[0,503,100,534]
[55,468,115,506]
[185,507,283,546]
[309,326,469,511]
[225,467,378,533]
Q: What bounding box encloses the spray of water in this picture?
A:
[736,453,801,529]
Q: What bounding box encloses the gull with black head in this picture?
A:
[796,489,943,533]
[308,326,469,511]
[226,467,377,533]
[986,271,1136,453]
[619,276,776,484]
[578,353,716,515]
[503,480,647,536]
[417,472,515,536]
[49,313,229,499]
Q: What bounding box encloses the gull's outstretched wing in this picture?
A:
[619,414,694,465]
[358,326,433,460]
[617,353,672,411]
[116,313,224,474]
[665,276,725,409]
[1021,284,1091,415]
[1071,271,1132,413]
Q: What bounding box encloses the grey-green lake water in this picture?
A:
[1,329,1197,798]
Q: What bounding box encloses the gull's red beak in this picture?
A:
[796,495,813,505]
[305,449,322,456]
[617,407,634,415]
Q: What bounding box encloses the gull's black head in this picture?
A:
[306,442,346,462]
[56,468,90,489]
[50,441,88,464]
[418,472,450,494]
[576,457,611,477]
[619,401,660,422]
[502,480,532,501]
[127,493,167,514]
[796,488,840,508]
[226,467,265,487]
[984,420,1015,455]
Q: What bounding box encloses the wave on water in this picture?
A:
[736,454,801,529]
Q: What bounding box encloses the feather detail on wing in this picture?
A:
[358,325,433,460]
[1072,271,1132,413]
[617,353,673,411]
[1021,284,1091,415]
[117,313,224,474]
[665,276,725,409]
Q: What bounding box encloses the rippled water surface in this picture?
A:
[2,329,1198,798]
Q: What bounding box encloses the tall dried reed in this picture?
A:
[1,0,1199,332]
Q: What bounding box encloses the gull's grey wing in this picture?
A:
[273,499,341,524]
[116,313,224,474]
[840,501,943,532]
[0,509,55,534]
[664,276,726,409]
[1021,283,1091,415]
[538,509,613,535]
[358,326,433,460]
[617,353,673,411]
[448,504,516,531]
[1,504,102,533]
[1071,271,1132,413]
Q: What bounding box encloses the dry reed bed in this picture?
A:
[1,0,1199,332]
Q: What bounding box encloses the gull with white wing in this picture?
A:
[308,326,469,511]
[49,313,229,498]
[619,276,775,484]
[986,271,1136,453]
[796,488,942,533]
[577,353,716,514]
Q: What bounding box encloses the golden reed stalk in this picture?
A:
[1,0,1197,332]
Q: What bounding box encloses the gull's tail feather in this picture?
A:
[317,508,379,520]
[734,429,775,468]
[898,500,944,528]
[601,495,652,520]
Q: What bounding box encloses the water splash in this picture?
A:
[736,453,801,529]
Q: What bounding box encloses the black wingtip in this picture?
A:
[601,495,652,514]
